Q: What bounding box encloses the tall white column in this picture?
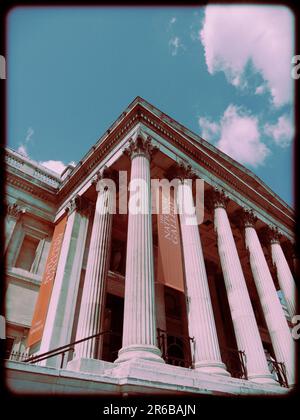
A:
[39,196,91,367]
[241,211,295,385]
[269,228,296,319]
[5,203,26,251]
[210,189,276,385]
[116,132,163,363]
[74,168,115,359]
[175,163,229,376]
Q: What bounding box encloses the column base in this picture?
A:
[115,344,165,364]
[248,373,279,386]
[194,360,231,377]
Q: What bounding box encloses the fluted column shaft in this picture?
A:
[75,177,113,359]
[244,222,295,385]
[212,192,275,384]
[271,241,296,318]
[177,178,229,375]
[116,134,163,363]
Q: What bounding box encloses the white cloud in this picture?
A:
[198,116,220,141]
[17,144,28,157]
[40,160,67,175]
[217,105,270,167]
[255,85,266,95]
[170,17,176,25]
[15,127,72,175]
[200,6,293,106]
[264,115,294,147]
[17,127,35,157]
[169,36,184,56]
[25,127,34,143]
[198,104,270,167]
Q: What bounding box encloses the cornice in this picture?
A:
[55,103,294,232]
[6,173,58,204]
[137,97,294,213]
[137,107,294,231]
[57,106,140,202]
[5,99,295,236]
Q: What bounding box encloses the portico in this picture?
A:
[4,97,297,395]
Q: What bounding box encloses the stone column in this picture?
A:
[175,163,229,375]
[241,211,295,385]
[74,168,116,359]
[39,195,91,367]
[116,132,163,364]
[268,228,296,319]
[209,189,275,385]
[5,203,26,251]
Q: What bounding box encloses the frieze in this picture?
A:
[6,174,58,204]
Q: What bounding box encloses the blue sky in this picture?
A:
[7,6,295,206]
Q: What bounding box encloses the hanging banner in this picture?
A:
[156,188,185,292]
[27,215,67,347]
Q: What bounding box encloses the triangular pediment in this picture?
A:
[56,97,293,233]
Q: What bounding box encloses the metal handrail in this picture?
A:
[22,330,112,368]
[220,346,248,380]
[266,358,289,388]
[157,328,195,369]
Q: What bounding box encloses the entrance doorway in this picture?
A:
[158,286,193,368]
[101,293,124,362]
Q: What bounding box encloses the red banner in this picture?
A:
[156,189,185,292]
[27,215,67,347]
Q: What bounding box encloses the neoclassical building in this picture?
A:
[4,97,297,396]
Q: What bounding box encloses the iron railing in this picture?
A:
[221,347,248,380]
[5,350,30,362]
[20,330,112,368]
[4,331,288,388]
[157,328,195,368]
[267,358,289,388]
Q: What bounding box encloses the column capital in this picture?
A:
[123,130,158,160]
[233,208,258,229]
[91,166,119,192]
[205,188,229,211]
[259,226,282,246]
[6,203,26,219]
[66,195,93,216]
[92,165,118,184]
[165,160,196,182]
